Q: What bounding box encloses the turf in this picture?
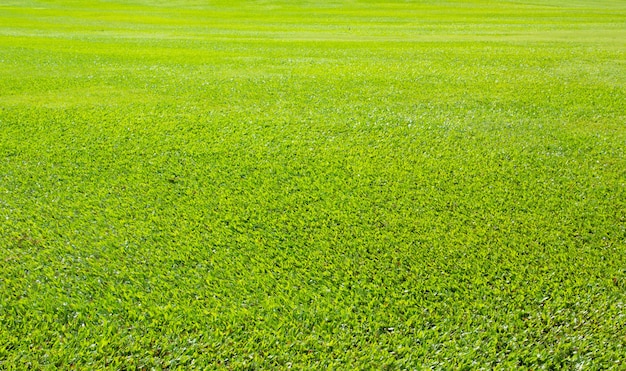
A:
[1,0,625,368]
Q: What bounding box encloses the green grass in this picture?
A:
[1,0,625,368]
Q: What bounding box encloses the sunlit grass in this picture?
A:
[1,0,625,368]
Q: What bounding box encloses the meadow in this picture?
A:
[1,0,625,368]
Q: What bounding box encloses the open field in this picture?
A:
[1,0,625,368]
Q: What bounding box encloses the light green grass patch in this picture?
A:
[1,0,625,368]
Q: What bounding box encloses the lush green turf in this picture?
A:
[1,0,625,368]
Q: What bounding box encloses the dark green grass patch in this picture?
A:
[1,0,625,368]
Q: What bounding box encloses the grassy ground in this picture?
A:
[1,0,625,368]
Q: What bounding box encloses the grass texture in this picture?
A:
[1,0,625,368]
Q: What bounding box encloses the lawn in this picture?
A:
[1,0,625,368]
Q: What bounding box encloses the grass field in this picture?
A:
[1,0,625,368]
